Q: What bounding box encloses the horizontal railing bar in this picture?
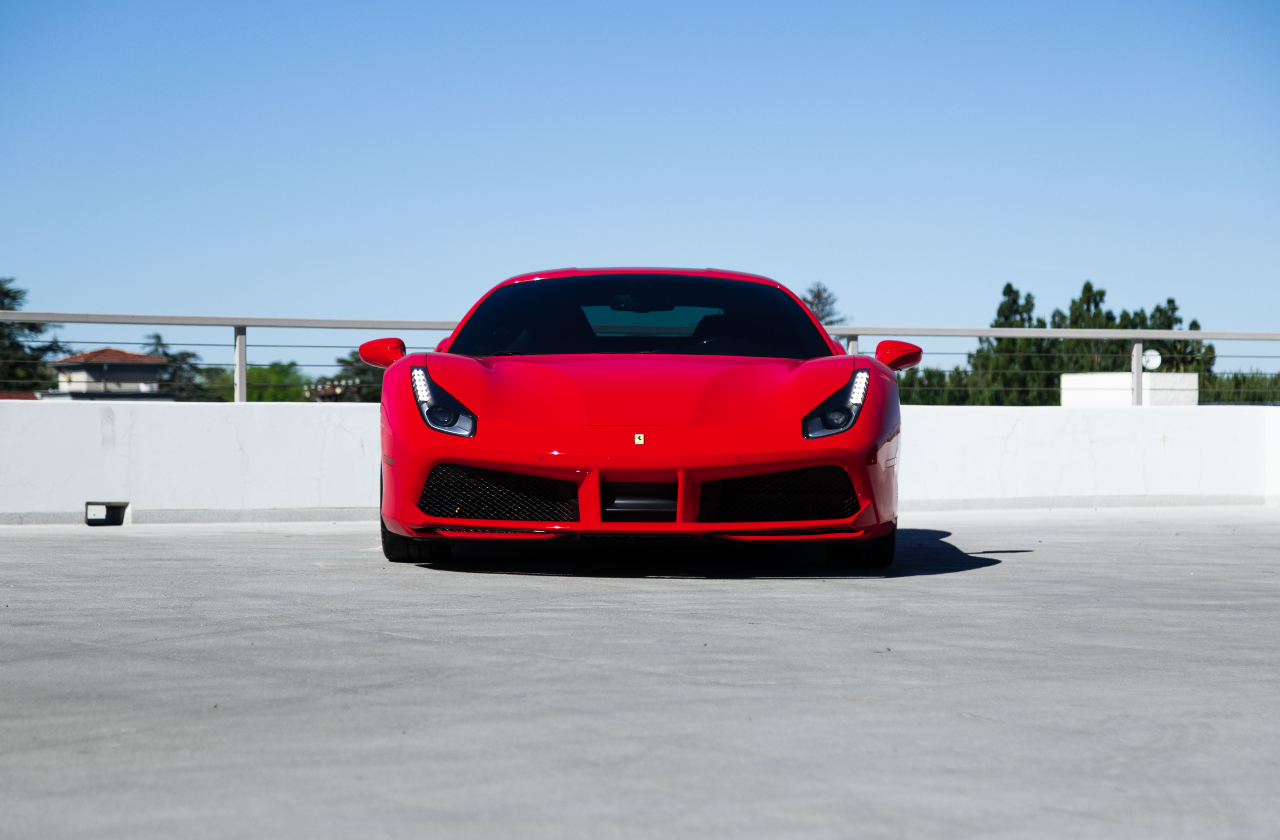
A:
[14,381,1280,391]
[17,340,236,347]
[12,338,1280,359]
[10,340,440,350]
[11,358,1279,375]
[897,385,1279,391]
[11,342,1280,359]
[1,312,459,330]
[2,312,1278,341]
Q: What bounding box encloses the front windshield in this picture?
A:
[448,274,833,359]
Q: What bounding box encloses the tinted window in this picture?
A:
[449,275,833,359]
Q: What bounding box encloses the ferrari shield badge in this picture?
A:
[634,434,645,445]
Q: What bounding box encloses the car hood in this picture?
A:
[425,354,856,427]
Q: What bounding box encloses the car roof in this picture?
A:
[496,267,784,288]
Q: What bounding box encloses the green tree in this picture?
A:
[1201,371,1280,404]
[142,334,315,401]
[1047,283,1214,376]
[140,333,225,401]
[0,278,68,392]
[898,281,1218,405]
[1116,297,1214,373]
[895,364,974,405]
[801,282,846,326]
[249,362,312,401]
[966,284,1062,405]
[1047,281,1125,373]
[203,361,313,401]
[899,283,1061,406]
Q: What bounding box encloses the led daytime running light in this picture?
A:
[802,369,870,439]
[411,368,431,402]
[849,371,869,405]
[410,366,477,437]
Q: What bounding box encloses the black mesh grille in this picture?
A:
[418,463,579,522]
[698,466,858,523]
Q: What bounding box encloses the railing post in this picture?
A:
[234,326,247,403]
[847,335,859,356]
[1131,340,1143,406]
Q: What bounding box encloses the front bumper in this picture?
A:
[382,413,899,542]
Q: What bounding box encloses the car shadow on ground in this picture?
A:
[412,528,1005,579]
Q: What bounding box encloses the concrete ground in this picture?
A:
[2,507,1278,839]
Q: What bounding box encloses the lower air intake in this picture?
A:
[419,463,579,522]
[698,466,858,523]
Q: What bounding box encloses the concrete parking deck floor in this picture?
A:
[2,507,1278,839]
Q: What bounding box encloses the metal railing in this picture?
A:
[4,311,1279,404]
[3,312,457,403]
[829,326,1280,406]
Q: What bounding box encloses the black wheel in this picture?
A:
[381,518,453,563]
[380,479,451,562]
[827,526,896,570]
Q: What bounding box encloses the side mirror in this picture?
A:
[875,340,922,371]
[358,337,406,369]
[434,338,451,353]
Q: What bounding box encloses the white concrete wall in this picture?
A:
[0,402,380,524]
[1267,407,1280,508]
[2,402,1277,523]
[898,405,1277,509]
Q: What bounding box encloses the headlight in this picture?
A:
[410,366,476,437]
[802,370,869,439]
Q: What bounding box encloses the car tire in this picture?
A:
[381,518,453,563]
[827,526,896,570]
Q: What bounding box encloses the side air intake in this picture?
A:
[418,463,579,522]
[698,466,858,523]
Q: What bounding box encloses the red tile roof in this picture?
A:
[0,392,38,400]
[54,348,166,365]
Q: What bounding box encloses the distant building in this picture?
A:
[37,348,176,401]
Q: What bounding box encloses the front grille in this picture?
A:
[418,463,579,522]
[698,466,858,523]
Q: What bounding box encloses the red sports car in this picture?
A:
[361,268,921,568]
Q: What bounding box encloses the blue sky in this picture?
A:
[2,0,1277,368]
